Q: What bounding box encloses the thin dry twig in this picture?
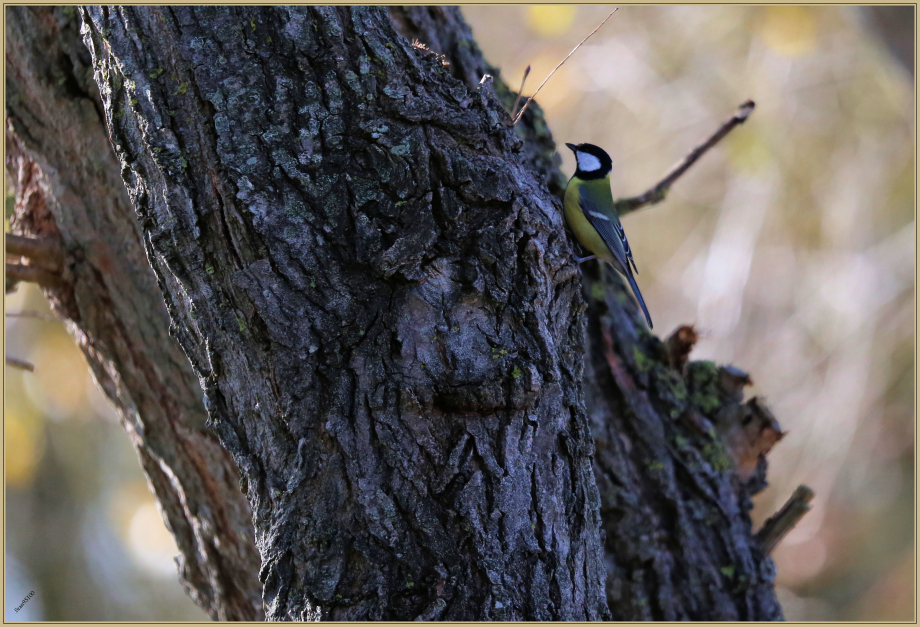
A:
[617,99,756,217]
[6,355,35,372]
[6,310,57,321]
[755,484,815,554]
[512,8,618,126]
[510,65,531,120]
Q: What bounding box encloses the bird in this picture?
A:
[563,142,653,328]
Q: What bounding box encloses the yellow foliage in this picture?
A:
[518,50,575,115]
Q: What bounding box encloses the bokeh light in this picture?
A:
[526,5,577,39]
[4,407,45,490]
[5,281,206,619]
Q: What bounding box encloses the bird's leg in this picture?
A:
[567,236,596,263]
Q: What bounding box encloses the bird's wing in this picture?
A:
[621,219,639,274]
[620,218,639,274]
[578,186,635,274]
[579,186,653,328]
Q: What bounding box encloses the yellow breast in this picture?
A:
[563,178,615,263]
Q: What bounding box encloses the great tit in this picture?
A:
[563,142,653,328]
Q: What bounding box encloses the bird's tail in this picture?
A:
[625,268,653,329]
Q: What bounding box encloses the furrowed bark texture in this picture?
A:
[386,6,567,198]
[80,5,608,621]
[581,265,783,620]
[5,7,262,620]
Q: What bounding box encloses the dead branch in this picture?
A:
[617,100,755,217]
[6,355,35,372]
[6,233,64,271]
[6,262,63,291]
[755,484,815,554]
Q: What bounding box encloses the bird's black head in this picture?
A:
[565,142,612,180]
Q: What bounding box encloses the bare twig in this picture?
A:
[510,65,531,120]
[5,355,35,372]
[6,310,57,321]
[512,8,618,126]
[6,233,64,271]
[755,484,815,554]
[6,262,63,290]
[617,99,756,217]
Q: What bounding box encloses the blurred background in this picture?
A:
[5,281,207,619]
[5,5,914,621]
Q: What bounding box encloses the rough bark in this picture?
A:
[387,6,566,198]
[78,5,607,621]
[582,264,784,620]
[6,4,785,621]
[5,7,262,620]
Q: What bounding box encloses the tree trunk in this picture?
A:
[75,5,607,621]
[6,5,783,621]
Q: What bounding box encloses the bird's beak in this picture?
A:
[565,143,578,152]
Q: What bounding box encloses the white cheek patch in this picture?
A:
[576,152,602,172]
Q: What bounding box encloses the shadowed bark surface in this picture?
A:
[6,4,783,621]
